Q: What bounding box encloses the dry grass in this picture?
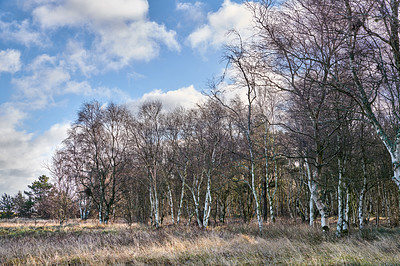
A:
[1,219,400,265]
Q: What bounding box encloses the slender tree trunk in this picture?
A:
[251,159,263,231]
[263,123,270,222]
[149,185,154,226]
[177,173,185,224]
[188,187,202,228]
[203,174,212,228]
[306,159,315,227]
[305,158,329,231]
[359,158,368,231]
[309,190,315,226]
[153,186,160,228]
[98,202,103,224]
[343,188,350,233]
[167,183,175,224]
[262,175,268,221]
[267,158,278,223]
[336,156,344,236]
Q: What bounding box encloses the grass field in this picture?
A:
[1,219,400,265]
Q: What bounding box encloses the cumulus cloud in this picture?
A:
[63,41,97,76]
[129,85,206,112]
[32,0,180,70]
[176,1,205,22]
[93,21,180,68]
[0,49,21,73]
[187,0,254,53]
[0,19,44,47]
[11,54,128,109]
[33,0,149,27]
[0,104,70,195]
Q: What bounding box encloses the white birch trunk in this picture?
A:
[167,184,175,224]
[358,178,367,230]
[391,143,400,190]
[250,157,263,231]
[305,158,329,231]
[79,197,91,220]
[343,188,350,232]
[203,175,212,227]
[149,185,154,226]
[336,157,344,236]
[306,159,315,226]
[263,121,276,223]
[153,187,160,228]
[189,187,202,228]
[149,184,160,228]
[309,193,315,226]
[268,159,278,223]
[98,203,103,224]
[358,155,368,230]
[177,174,185,224]
[336,182,343,235]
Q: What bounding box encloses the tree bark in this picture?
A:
[305,158,329,231]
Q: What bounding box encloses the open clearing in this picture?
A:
[1,219,400,265]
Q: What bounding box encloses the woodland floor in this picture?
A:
[0,218,400,265]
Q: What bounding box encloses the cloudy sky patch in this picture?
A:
[0,0,253,195]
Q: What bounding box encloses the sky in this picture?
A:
[0,0,254,195]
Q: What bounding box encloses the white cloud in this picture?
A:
[64,80,129,100]
[187,0,254,53]
[12,54,128,109]
[129,85,206,112]
[12,55,70,108]
[32,0,180,70]
[63,41,97,76]
[0,49,21,73]
[94,21,180,68]
[0,104,70,195]
[33,0,149,27]
[0,19,44,47]
[176,1,205,22]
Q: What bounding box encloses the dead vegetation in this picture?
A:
[1,219,400,265]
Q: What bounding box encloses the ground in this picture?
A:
[1,218,400,265]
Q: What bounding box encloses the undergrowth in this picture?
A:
[0,219,399,265]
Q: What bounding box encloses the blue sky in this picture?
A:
[0,0,254,195]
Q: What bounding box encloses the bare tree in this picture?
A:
[212,33,265,231]
[130,101,165,228]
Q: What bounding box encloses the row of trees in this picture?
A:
[241,0,400,235]
[0,175,62,219]
[2,0,400,237]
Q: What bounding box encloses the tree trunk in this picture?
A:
[262,175,268,221]
[98,202,103,224]
[359,158,368,231]
[336,156,344,236]
[306,158,329,231]
[343,188,350,233]
[167,183,175,225]
[203,174,212,228]
[309,190,315,226]
[177,170,186,224]
[153,187,160,228]
[188,187,202,228]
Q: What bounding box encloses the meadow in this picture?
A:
[1,219,400,265]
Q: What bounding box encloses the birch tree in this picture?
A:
[68,101,131,224]
[131,101,165,228]
[212,34,264,231]
[337,0,400,192]
[249,0,356,231]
